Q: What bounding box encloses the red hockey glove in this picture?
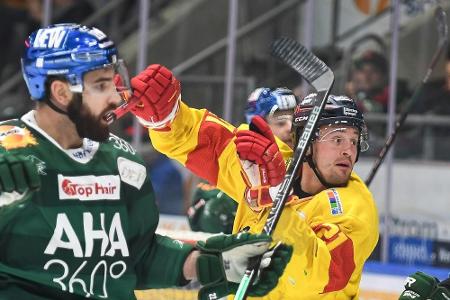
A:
[235,116,287,211]
[129,64,181,129]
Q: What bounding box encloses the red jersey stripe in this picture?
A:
[185,112,235,185]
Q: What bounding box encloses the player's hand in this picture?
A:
[129,64,181,129]
[235,116,287,211]
[187,182,237,234]
[196,232,292,300]
[0,152,41,195]
[399,271,450,300]
[235,116,285,184]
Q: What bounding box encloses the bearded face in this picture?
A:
[67,94,112,142]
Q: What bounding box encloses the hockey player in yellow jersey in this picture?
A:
[126,64,379,299]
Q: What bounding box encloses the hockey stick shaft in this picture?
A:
[264,89,329,234]
[365,6,448,186]
[234,37,334,300]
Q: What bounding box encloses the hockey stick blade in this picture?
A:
[234,37,334,300]
[365,6,448,186]
[271,37,334,92]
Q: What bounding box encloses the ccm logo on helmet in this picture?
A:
[295,116,308,123]
[33,28,67,49]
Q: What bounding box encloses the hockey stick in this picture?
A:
[233,37,334,300]
[365,6,448,186]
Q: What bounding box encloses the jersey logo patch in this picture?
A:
[0,125,37,150]
[327,189,343,215]
[58,175,121,200]
[117,157,146,189]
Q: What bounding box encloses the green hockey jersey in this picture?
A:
[0,111,193,300]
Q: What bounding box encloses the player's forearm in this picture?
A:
[150,101,246,198]
[149,101,206,164]
[183,250,200,280]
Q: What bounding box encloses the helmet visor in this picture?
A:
[68,59,131,102]
[292,124,369,152]
[113,59,132,104]
[316,126,369,152]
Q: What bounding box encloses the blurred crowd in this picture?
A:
[1,1,450,215]
[345,48,450,115]
[0,0,94,82]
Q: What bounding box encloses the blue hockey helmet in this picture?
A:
[244,87,298,123]
[21,23,126,100]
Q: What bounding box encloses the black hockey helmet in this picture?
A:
[292,93,369,153]
[292,93,369,188]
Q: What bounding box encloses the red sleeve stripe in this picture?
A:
[185,112,235,185]
[322,238,355,293]
[313,223,356,293]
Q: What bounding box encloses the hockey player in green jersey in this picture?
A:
[0,23,292,300]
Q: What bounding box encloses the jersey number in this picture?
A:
[110,136,136,154]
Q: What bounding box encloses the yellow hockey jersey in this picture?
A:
[149,101,379,299]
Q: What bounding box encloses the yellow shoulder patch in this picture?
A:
[0,125,38,150]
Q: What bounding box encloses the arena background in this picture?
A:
[0,0,449,299]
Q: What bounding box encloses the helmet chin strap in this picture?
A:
[46,89,84,116]
[45,97,68,115]
[305,144,335,189]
